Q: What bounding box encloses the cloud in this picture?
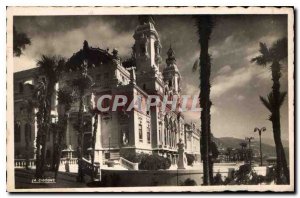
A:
[14,18,133,72]
[212,66,255,98]
[182,82,199,96]
[217,65,232,74]
[236,95,245,101]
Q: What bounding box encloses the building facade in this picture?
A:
[13,16,201,166]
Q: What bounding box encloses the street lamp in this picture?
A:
[254,127,266,166]
[245,137,254,166]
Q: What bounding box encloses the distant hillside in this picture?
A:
[261,137,289,148]
[213,136,289,160]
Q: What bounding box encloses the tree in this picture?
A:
[13,26,31,57]
[72,77,93,182]
[89,105,100,181]
[193,15,215,185]
[66,40,95,182]
[34,79,47,178]
[251,37,289,184]
[35,55,65,178]
[52,89,74,179]
[240,142,247,149]
[66,40,118,182]
[239,142,247,161]
[226,147,233,162]
[22,99,36,169]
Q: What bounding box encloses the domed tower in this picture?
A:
[133,15,162,74]
[133,15,164,95]
[163,46,181,95]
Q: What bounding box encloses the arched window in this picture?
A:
[14,122,21,143]
[25,123,32,142]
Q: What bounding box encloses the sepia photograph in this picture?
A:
[6,6,294,192]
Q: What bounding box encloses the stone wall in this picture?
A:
[100,169,204,187]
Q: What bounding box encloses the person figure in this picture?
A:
[65,158,70,173]
[177,138,186,169]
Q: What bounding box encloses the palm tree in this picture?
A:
[251,37,289,184]
[35,55,65,178]
[13,26,31,57]
[193,15,215,185]
[66,40,95,182]
[66,40,118,182]
[226,147,233,162]
[52,89,74,179]
[89,107,99,181]
[71,77,93,182]
[240,142,247,161]
[34,79,47,178]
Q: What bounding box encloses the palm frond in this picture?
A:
[192,59,199,72]
[259,95,272,112]
[251,42,271,66]
[37,55,66,83]
[259,42,269,57]
[279,91,287,107]
[268,114,273,122]
[251,55,267,66]
[270,37,288,62]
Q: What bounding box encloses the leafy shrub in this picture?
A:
[186,154,195,166]
[138,154,171,170]
[121,152,148,163]
[224,164,268,185]
[213,172,224,185]
[234,164,252,184]
[180,178,197,186]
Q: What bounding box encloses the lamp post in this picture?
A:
[245,137,254,166]
[254,127,266,166]
[108,135,111,160]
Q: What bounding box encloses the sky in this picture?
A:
[13,15,289,142]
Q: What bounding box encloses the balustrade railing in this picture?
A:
[15,158,78,169]
[60,158,78,165]
[15,159,36,168]
[80,157,101,181]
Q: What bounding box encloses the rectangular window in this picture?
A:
[25,124,32,142]
[19,82,23,93]
[159,129,161,144]
[139,123,143,142]
[14,122,21,143]
[147,122,151,144]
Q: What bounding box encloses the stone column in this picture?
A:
[94,114,103,165]
[177,138,186,169]
[65,114,70,146]
[33,109,38,159]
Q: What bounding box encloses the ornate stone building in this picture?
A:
[13,16,200,166]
